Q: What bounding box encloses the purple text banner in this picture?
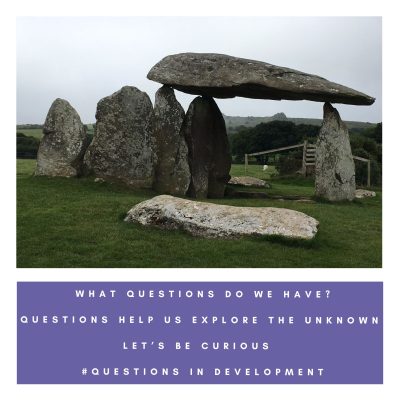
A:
[17,282,383,384]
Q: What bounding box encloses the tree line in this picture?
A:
[229,120,382,186]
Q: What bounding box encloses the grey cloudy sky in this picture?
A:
[17,16,382,124]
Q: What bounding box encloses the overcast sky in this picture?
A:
[16,17,382,124]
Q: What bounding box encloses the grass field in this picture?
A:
[17,128,43,139]
[230,164,278,180]
[17,160,381,268]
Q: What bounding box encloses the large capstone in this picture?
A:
[35,98,89,177]
[315,103,356,201]
[148,53,375,105]
[182,96,231,198]
[125,195,319,240]
[83,86,155,187]
[153,86,190,196]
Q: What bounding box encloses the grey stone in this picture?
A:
[182,96,231,198]
[125,195,319,240]
[35,98,89,177]
[153,86,190,196]
[148,53,375,105]
[355,189,376,199]
[228,176,267,188]
[83,86,155,188]
[315,103,356,201]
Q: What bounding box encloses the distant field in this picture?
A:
[231,164,278,180]
[17,128,43,139]
[17,125,94,140]
[17,159,381,268]
[224,114,376,132]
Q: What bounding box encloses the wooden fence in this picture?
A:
[244,141,371,187]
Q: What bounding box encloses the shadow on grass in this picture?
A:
[312,195,367,207]
[254,234,319,249]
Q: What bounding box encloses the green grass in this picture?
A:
[230,163,278,180]
[17,159,381,268]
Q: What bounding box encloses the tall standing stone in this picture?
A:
[83,86,155,188]
[153,86,190,196]
[315,103,356,201]
[36,98,89,177]
[182,96,231,198]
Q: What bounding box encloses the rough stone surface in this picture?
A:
[148,53,375,105]
[153,86,190,195]
[125,195,319,240]
[355,189,376,199]
[83,86,155,187]
[35,98,89,177]
[315,103,356,201]
[229,176,267,188]
[182,96,231,198]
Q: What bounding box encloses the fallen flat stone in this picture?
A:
[148,53,375,105]
[229,176,267,188]
[315,103,356,201]
[94,177,105,183]
[83,86,155,188]
[153,86,190,196]
[36,98,89,177]
[125,195,319,240]
[295,199,316,204]
[355,189,376,198]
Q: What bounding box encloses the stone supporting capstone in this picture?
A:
[153,86,190,196]
[181,96,231,198]
[315,103,356,201]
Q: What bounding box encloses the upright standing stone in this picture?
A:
[83,86,155,188]
[182,96,231,198]
[153,86,190,196]
[36,98,89,177]
[315,103,356,201]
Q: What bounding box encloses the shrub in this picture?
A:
[17,132,40,159]
[354,158,381,187]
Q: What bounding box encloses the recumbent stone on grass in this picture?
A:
[125,195,319,240]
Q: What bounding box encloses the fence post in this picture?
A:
[245,154,248,173]
[302,140,307,176]
[367,160,371,188]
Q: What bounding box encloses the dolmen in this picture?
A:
[125,195,319,240]
[148,52,375,201]
[36,52,375,202]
